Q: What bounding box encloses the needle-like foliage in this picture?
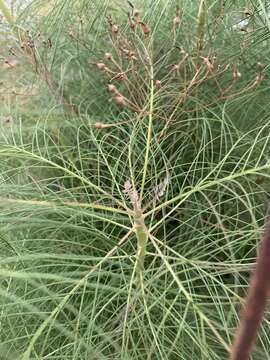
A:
[1,1,270,359]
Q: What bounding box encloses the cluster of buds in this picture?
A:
[108,84,127,107]
[119,48,137,61]
[107,15,119,35]
[126,2,150,35]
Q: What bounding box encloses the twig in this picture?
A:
[229,215,270,360]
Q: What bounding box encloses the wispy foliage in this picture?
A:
[1,1,270,359]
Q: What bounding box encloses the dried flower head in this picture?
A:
[255,74,264,84]
[115,95,127,107]
[96,62,106,70]
[123,179,139,209]
[108,84,117,93]
[105,52,113,60]
[154,171,170,201]
[174,15,180,27]
[111,24,119,34]
[139,21,150,35]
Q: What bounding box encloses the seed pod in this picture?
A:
[108,84,117,93]
[114,72,126,81]
[105,52,113,60]
[115,95,127,107]
[94,122,106,129]
[111,24,119,34]
[255,74,264,84]
[96,62,106,70]
[174,15,180,27]
[155,80,161,88]
[139,22,150,35]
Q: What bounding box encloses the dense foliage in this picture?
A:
[1,1,270,359]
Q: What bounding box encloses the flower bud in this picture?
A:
[96,63,106,70]
[111,24,119,34]
[108,84,117,93]
[105,52,113,60]
[139,22,150,35]
[174,16,180,27]
[115,95,127,107]
[133,8,140,17]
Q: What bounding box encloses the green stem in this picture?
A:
[140,63,155,202]
[197,0,207,51]
[135,215,148,275]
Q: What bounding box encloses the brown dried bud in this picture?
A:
[255,74,264,84]
[105,52,113,60]
[94,122,106,129]
[108,84,117,93]
[233,69,241,79]
[115,72,126,81]
[139,22,150,35]
[115,95,127,107]
[155,80,161,88]
[111,24,119,34]
[133,8,140,17]
[174,16,180,27]
[96,62,106,70]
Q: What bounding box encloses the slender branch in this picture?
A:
[229,216,270,360]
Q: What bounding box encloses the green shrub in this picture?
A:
[1,1,270,359]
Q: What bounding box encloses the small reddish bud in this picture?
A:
[139,22,150,35]
[255,74,264,84]
[96,62,106,70]
[111,24,119,34]
[155,80,161,88]
[115,72,126,81]
[105,52,113,60]
[108,84,117,93]
[174,16,180,27]
[115,95,127,107]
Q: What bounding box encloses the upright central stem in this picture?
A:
[140,63,155,202]
[134,214,148,274]
[197,0,208,51]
